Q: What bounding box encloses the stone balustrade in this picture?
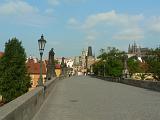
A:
[0,78,57,120]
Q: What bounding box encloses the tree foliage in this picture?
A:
[0,38,31,103]
[127,56,145,74]
[94,46,160,80]
[127,48,160,80]
[145,48,160,80]
[93,47,124,77]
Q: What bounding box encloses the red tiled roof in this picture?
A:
[45,60,61,69]
[55,64,61,69]
[0,52,4,58]
[26,59,46,74]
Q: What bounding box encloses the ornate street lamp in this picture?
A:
[38,34,46,86]
[85,55,88,76]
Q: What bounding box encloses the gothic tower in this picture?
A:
[88,46,92,57]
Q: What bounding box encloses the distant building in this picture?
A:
[45,59,62,77]
[56,57,73,64]
[128,41,140,55]
[140,48,150,57]
[74,56,82,66]
[128,41,149,57]
[73,56,82,74]
[55,64,61,77]
[55,57,74,76]
[26,58,47,88]
[72,46,95,75]
[81,49,87,69]
[86,46,95,72]
[66,58,74,68]
[88,46,93,56]
[0,52,4,58]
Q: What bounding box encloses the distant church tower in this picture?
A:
[88,46,93,56]
[86,46,95,72]
[133,41,137,53]
[128,44,131,53]
[128,41,139,54]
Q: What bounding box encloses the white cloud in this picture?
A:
[82,30,99,46]
[64,0,87,3]
[0,1,38,15]
[68,10,144,41]
[83,10,144,30]
[48,0,87,6]
[113,28,144,40]
[67,18,80,28]
[0,1,54,27]
[147,16,160,33]
[83,11,117,29]
[48,0,60,6]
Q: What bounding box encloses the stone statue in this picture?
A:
[46,48,56,80]
[61,57,67,76]
[122,54,129,78]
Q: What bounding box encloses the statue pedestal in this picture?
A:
[122,69,130,78]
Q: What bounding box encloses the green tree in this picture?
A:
[93,61,103,76]
[127,56,143,75]
[106,59,123,77]
[0,38,31,103]
[149,61,160,80]
[93,47,124,77]
[144,47,160,80]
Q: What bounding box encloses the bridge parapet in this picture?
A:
[91,75,160,92]
[0,78,57,120]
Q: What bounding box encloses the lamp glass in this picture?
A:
[38,35,46,52]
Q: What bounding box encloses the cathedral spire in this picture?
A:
[128,44,131,53]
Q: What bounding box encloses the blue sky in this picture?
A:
[0,0,160,58]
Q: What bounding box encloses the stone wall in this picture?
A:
[121,78,160,92]
[91,75,160,92]
[0,78,57,120]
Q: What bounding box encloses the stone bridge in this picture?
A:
[1,76,160,120]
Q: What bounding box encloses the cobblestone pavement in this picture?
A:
[33,76,160,120]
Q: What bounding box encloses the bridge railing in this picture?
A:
[0,78,57,120]
[91,75,160,92]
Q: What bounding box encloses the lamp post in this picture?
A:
[38,34,46,86]
[85,55,88,76]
